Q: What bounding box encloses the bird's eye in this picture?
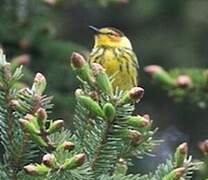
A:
[107,32,116,36]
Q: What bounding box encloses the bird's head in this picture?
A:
[89,26,132,49]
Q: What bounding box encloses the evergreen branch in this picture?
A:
[22,130,91,179]
[144,65,208,109]
[0,50,53,179]
[71,53,156,178]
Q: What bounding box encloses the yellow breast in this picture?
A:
[89,47,138,91]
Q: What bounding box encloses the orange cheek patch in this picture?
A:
[110,36,121,42]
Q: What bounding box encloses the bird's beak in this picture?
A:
[89,26,100,34]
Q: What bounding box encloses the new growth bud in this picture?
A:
[103,103,116,122]
[71,52,86,69]
[114,158,128,176]
[164,167,186,180]
[32,73,47,95]
[36,108,47,121]
[3,63,12,81]
[24,164,38,176]
[71,52,94,84]
[91,63,113,96]
[78,95,105,118]
[42,153,56,168]
[75,153,86,166]
[24,163,50,176]
[128,130,142,144]
[176,75,192,88]
[144,65,163,76]
[175,142,188,167]
[129,87,144,102]
[63,153,86,170]
[47,120,64,134]
[63,141,75,151]
[127,115,150,129]
[57,141,75,151]
[19,118,40,135]
[144,65,175,87]
[120,87,144,104]
[19,115,48,147]
[36,108,47,128]
[178,142,188,155]
[198,139,208,155]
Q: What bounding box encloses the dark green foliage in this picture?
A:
[0,49,200,179]
[0,62,40,177]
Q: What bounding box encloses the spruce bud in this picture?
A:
[144,65,175,87]
[78,95,105,118]
[24,114,40,129]
[91,63,113,96]
[63,153,86,170]
[176,75,192,88]
[127,115,150,129]
[163,167,186,180]
[103,103,116,122]
[175,142,188,167]
[3,63,12,81]
[24,164,38,176]
[63,141,75,151]
[57,141,75,151]
[36,108,47,127]
[19,118,40,135]
[42,153,55,168]
[32,73,47,95]
[120,87,144,104]
[47,120,64,134]
[144,65,163,76]
[198,139,208,155]
[114,158,128,176]
[71,52,94,84]
[71,52,86,69]
[128,130,142,144]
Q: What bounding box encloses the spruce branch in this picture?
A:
[0,50,38,179]
[0,49,53,179]
[71,52,159,178]
[144,65,208,109]
[0,49,201,179]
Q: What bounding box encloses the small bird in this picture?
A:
[88,26,139,91]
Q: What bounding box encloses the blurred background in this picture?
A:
[0,0,207,177]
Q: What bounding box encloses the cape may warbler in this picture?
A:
[89,26,139,91]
